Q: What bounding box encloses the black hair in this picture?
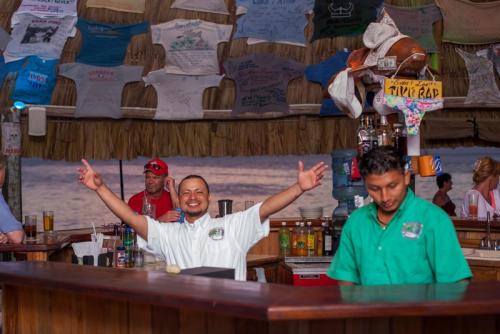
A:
[436,172,452,188]
[358,146,405,178]
[178,175,210,194]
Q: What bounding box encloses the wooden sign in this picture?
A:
[384,78,443,99]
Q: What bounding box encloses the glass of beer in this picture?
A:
[43,210,54,233]
[468,192,479,219]
[24,215,37,241]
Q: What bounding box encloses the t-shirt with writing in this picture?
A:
[456,48,500,104]
[223,53,305,114]
[11,56,58,105]
[85,0,145,13]
[305,50,350,116]
[58,63,143,118]
[4,13,77,63]
[312,0,383,41]
[383,3,442,53]
[76,18,149,67]
[0,27,12,51]
[0,56,25,89]
[143,70,223,120]
[152,19,232,75]
[11,0,78,27]
[170,0,229,15]
[234,0,313,45]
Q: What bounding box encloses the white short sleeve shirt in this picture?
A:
[137,202,270,281]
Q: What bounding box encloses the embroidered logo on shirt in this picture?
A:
[208,227,224,240]
[401,222,423,239]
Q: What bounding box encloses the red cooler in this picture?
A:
[284,262,337,286]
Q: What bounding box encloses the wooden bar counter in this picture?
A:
[1,262,500,333]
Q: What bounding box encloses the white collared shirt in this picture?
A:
[137,202,270,281]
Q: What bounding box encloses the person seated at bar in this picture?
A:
[432,172,456,216]
[128,158,180,222]
[0,155,24,244]
[327,146,471,285]
[461,156,500,219]
[79,159,327,281]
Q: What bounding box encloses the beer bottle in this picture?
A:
[323,218,333,256]
[291,221,300,256]
[306,221,315,257]
[279,222,291,256]
[123,226,134,268]
[296,222,307,256]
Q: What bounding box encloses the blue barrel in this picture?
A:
[331,149,367,217]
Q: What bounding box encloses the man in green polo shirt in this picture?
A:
[327,146,472,285]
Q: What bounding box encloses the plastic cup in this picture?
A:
[468,192,479,219]
[43,210,54,232]
[24,215,37,241]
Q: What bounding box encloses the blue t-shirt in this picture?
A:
[76,18,149,66]
[305,50,350,116]
[234,0,314,45]
[10,56,58,105]
[0,193,22,233]
[0,56,25,89]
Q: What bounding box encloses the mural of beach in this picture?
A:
[20,147,500,231]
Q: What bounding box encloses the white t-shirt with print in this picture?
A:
[143,70,223,120]
[137,203,270,281]
[170,0,229,15]
[59,63,143,119]
[4,13,77,63]
[11,0,78,27]
[152,19,232,75]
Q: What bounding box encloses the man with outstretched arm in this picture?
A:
[79,159,327,280]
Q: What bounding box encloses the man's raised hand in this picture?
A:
[297,161,327,192]
[78,159,103,191]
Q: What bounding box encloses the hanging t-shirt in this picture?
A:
[305,50,350,116]
[0,56,25,89]
[0,27,12,51]
[152,19,232,75]
[383,3,442,53]
[85,0,146,13]
[312,0,384,41]
[10,56,58,105]
[170,0,229,15]
[143,70,223,120]
[223,53,305,114]
[76,18,149,67]
[3,13,77,63]
[58,63,143,118]
[456,48,500,104]
[436,0,500,45]
[234,0,314,45]
[11,0,78,27]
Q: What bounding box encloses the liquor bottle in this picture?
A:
[291,221,300,256]
[323,218,333,256]
[377,115,393,146]
[123,226,134,268]
[367,115,378,149]
[316,222,324,256]
[393,123,407,156]
[296,222,307,256]
[306,221,315,257]
[279,222,291,256]
[356,115,370,157]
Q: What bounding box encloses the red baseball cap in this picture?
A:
[144,158,168,176]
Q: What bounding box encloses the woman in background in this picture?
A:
[432,173,456,216]
[462,156,500,219]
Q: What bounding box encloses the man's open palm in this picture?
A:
[79,159,103,190]
[298,161,327,191]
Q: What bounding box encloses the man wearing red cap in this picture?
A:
[127,158,179,222]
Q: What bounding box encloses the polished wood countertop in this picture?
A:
[1,261,499,320]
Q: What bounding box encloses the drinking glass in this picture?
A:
[24,215,37,241]
[43,210,54,233]
[142,202,156,218]
[468,192,479,219]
